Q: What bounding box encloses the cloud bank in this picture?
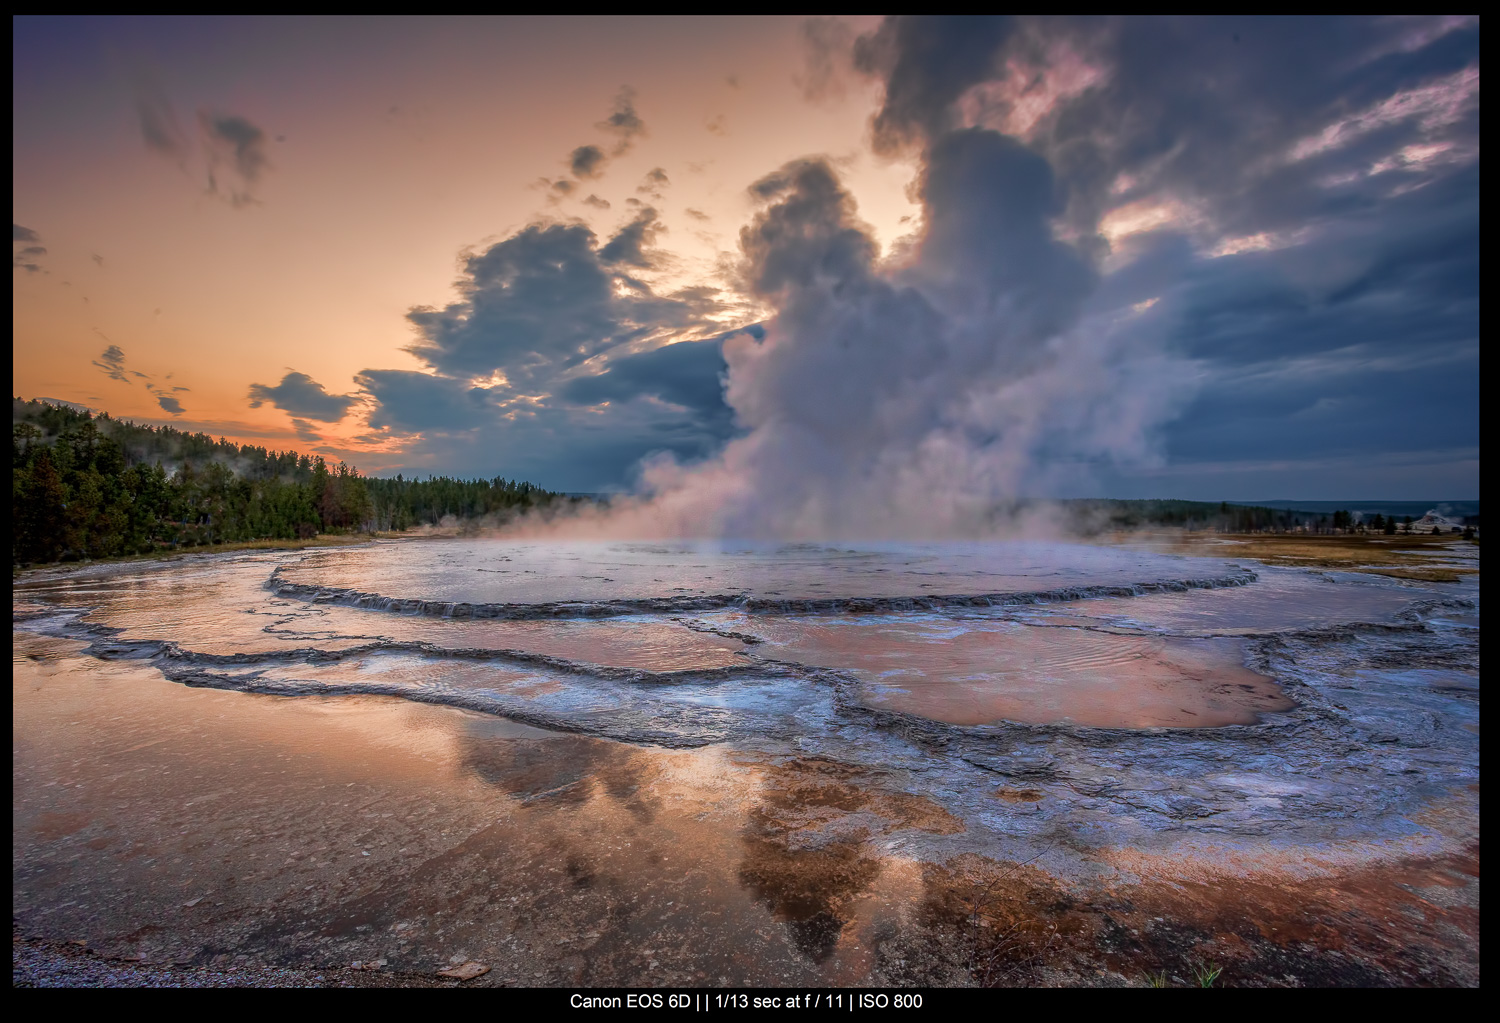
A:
[342,17,1477,512]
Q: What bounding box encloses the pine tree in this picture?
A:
[14,448,67,563]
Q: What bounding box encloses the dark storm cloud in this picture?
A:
[1082,84,1476,496]
[824,15,1479,498]
[247,371,358,422]
[570,144,608,180]
[354,370,500,433]
[598,207,662,268]
[402,219,699,387]
[92,345,129,383]
[558,327,762,420]
[355,204,730,487]
[597,86,646,155]
[842,15,1477,250]
[404,224,615,383]
[1166,344,1477,466]
[155,394,185,416]
[1013,16,1481,244]
[367,390,737,494]
[853,15,1015,153]
[1157,167,1478,465]
[1170,179,1477,370]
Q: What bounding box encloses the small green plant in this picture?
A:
[1194,962,1223,987]
[1146,969,1170,987]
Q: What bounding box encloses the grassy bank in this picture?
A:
[1161,531,1479,583]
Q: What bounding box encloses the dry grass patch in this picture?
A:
[1164,532,1476,582]
[1359,566,1476,583]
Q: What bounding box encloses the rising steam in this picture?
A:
[526,138,1189,537]
[511,18,1199,539]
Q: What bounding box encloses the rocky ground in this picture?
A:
[13,925,450,987]
[13,540,1479,988]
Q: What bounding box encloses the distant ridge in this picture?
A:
[1255,500,1479,519]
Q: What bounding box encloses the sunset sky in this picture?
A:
[13,16,1479,501]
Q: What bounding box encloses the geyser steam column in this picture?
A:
[636,16,1194,540]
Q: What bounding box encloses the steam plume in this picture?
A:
[524,146,1188,537]
[534,18,1199,538]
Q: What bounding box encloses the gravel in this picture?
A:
[13,928,452,988]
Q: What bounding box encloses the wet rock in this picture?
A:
[12,540,1479,988]
[436,961,489,981]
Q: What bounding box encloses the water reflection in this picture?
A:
[724,614,1292,728]
[734,758,963,962]
[459,731,661,824]
[738,832,880,962]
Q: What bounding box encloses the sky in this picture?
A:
[13,16,1480,510]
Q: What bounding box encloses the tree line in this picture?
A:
[12,398,559,565]
[1067,499,1429,535]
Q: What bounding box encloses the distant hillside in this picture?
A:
[12,398,560,565]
